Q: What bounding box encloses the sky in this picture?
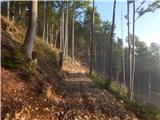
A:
[95,0,160,46]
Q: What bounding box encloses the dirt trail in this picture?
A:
[54,60,145,120]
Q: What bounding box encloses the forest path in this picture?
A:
[57,59,144,120]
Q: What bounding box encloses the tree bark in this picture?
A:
[62,1,65,52]
[72,13,75,63]
[42,1,45,44]
[121,3,126,89]
[109,0,116,80]
[18,2,22,24]
[94,42,97,63]
[46,21,49,44]
[22,0,37,59]
[7,1,10,21]
[89,0,95,76]
[117,72,119,82]
[51,21,54,47]
[148,72,151,99]
[64,2,69,59]
[88,22,92,64]
[54,28,60,48]
[127,0,132,97]
[60,15,62,50]
[131,0,136,100]
[60,1,64,53]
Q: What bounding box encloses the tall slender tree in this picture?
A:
[7,0,10,21]
[22,0,38,59]
[59,1,65,68]
[62,1,65,52]
[60,1,64,52]
[42,1,45,44]
[89,0,95,76]
[109,0,116,80]
[131,0,136,100]
[64,2,69,59]
[127,0,132,96]
[72,4,75,63]
[121,3,126,88]
[54,28,59,48]
[46,21,49,44]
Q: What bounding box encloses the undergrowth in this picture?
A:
[33,38,58,66]
[87,73,160,120]
[2,26,60,81]
[2,49,28,69]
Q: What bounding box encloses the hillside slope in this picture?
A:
[1,16,147,120]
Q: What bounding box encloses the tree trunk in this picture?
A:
[60,1,64,53]
[42,1,45,44]
[22,0,37,59]
[7,1,10,21]
[109,0,116,80]
[88,45,90,64]
[18,2,22,24]
[117,72,119,82]
[59,1,64,68]
[60,15,62,50]
[148,72,151,99]
[46,21,49,44]
[104,35,107,73]
[88,22,92,64]
[53,28,54,48]
[131,0,136,100]
[64,2,69,59]
[50,23,53,48]
[94,42,97,63]
[123,49,126,87]
[60,1,64,52]
[54,28,60,48]
[51,22,54,48]
[127,0,132,98]
[121,3,126,89]
[103,42,105,72]
[89,0,95,76]
[72,13,75,63]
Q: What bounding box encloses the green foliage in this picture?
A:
[137,0,160,18]
[125,100,159,120]
[33,38,58,66]
[87,73,111,90]
[88,73,160,120]
[2,49,27,69]
[135,38,148,56]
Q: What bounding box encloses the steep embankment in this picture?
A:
[1,16,147,120]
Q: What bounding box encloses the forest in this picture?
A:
[1,0,160,120]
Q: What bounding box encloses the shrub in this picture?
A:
[2,49,27,69]
[88,73,160,120]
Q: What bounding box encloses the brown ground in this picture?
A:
[1,16,146,120]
